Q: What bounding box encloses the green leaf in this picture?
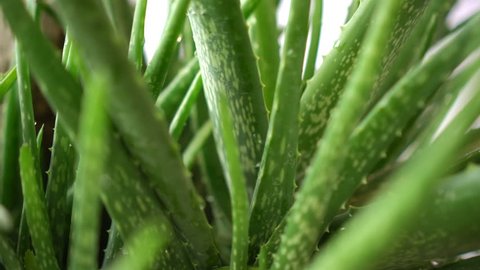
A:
[155,58,200,121]
[45,117,76,264]
[183,120,213,169]
[312,13,480,246]
[437,256,480,270]
[373,166,480,269]
[44,35,77,265]
[106,218,172,270]
[345,0,360,22]
[377,45,480,169]
[0,2,191,268]
[366,0,457,109]
[144,0,191,97]
[15,37,44,260]
[248,0,280,112]
[102,0,133,43]
[102,223,123,267]
[24,250,39,270]
[189,0,268,193]
[272,13,480,268]
[68,74,109,270]
[241,0,262,18]
[0,234,21,270]
[35,125,43,161]
[0,67,16,102]
[303,0,323,80]
[297,0,430,177]
[194,95,232,228]
[54,0,220,266]
[0,0,82,140]
[273,1,406,268]
[249,0,311,259]
[155,0,266,121]
[306,76,480,270]
[0,89,22,215]
[169,73,203,140]
[128,0,148,71]
[15,42,41,178]
[217,94,250,270]
[19,145,59,270]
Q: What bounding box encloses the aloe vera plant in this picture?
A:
[1,0,480,270]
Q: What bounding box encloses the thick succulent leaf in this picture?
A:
[44,37,77,265]
[68,74,109,270]
[248,0,279,112]
[0,234,21,270]
[0,2,192,268]
[437,256,480,270]
[0,88,21,217]
[272,1,404,268]
[248,0,311,259]
[144,0,191,97]
[19,146,59,270]
[128,0,148,71]
[189,0,268,193]
[53,0,220,266]
[306,81,480,269]
[297,0,430,177]
[182,120,213,168]
[106,218,172,270]
[367,0,457,109]
[0,67,16,101]
[101,0,133,43]
[155,58,200,121]
[316,14,480,243]
[217,94,250,270]
[303,0,323,81]
[169,73,203,140]
[374,166,480,269]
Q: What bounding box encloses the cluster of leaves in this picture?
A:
[0,0,480,269]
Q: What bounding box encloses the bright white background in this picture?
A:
[144,0,480,66]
